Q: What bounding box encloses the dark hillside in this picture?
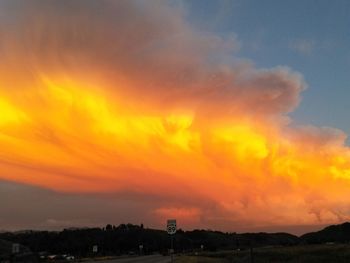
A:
[301,222,350,244]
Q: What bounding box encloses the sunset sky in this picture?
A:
[1,0,350,235]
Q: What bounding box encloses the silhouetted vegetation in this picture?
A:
[0,239,36,262]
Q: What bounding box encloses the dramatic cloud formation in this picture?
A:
[1,0,350,231]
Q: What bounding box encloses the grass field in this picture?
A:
[175,244,350,263]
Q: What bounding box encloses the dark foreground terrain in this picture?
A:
[175,244,350,263]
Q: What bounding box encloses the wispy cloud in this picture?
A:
[289,39,316,55]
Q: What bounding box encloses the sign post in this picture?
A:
[166,219,176,263]
[12,244,20,254]
[11,243,20,263]
[92,245,98,255]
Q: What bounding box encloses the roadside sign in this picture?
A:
[167,219,176,235]
[92,245,98,253]
[12,243,20,254]
[139,244,143,254]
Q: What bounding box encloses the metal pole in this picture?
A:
[171,234,174,263]
[250,241,254,263]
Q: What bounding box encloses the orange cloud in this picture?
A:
[0,0,350,231]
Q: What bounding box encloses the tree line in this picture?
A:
[0,223,300,257]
